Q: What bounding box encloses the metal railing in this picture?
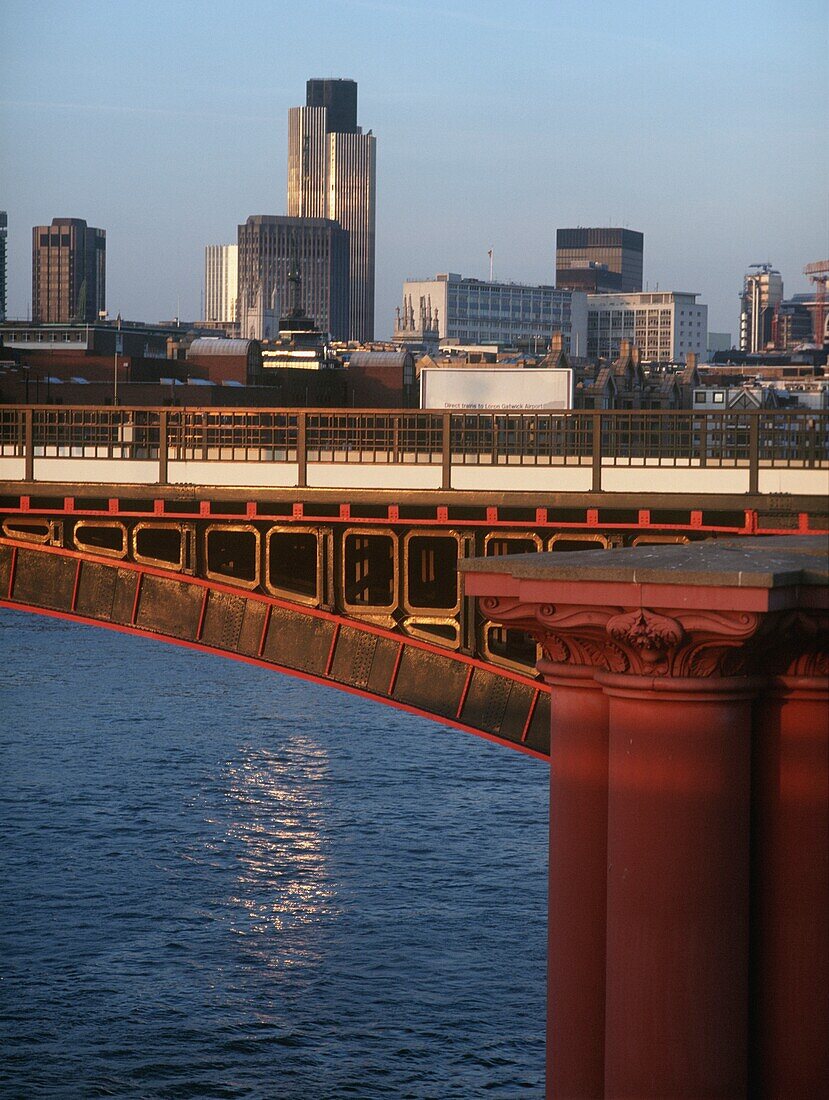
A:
[0,406,826,488]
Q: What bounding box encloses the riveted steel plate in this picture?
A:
[328,626,378,690]
[12,547,75,610]
[75,560,118,620]
[365,636,402,697]
[110,569,139,624]
[392,647,469,719]
[262,605,335,675]
[236,599,268,657]
[135,574,204,640]
[201,591,246,652]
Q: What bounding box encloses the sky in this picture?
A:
[2,0,827,339]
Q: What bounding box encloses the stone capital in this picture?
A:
[477,594,821,679]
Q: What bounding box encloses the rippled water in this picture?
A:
[0,610,547,1098]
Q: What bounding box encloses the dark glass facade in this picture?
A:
[556,228,643,294]
[306,78,358,134]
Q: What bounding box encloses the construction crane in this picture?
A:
[804,260,829,347]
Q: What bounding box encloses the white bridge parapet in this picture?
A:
[0,405,826,499]
[5,455,825,497]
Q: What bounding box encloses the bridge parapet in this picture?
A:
[0,405,826,496]
[462,536,829,1098]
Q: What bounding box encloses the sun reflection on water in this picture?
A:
[201,734,338,969]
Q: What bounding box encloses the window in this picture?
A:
[694,390,707,403]
[713,392,725,404]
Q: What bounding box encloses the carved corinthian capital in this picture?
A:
[478,595,768,678]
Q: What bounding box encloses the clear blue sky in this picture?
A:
[2,0,827,338]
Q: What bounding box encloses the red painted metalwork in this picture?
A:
[387,642,404,696]
[520,688,541,745]
[130,573,142,626]
[324,622,340,676]
[7,545,17,598]
[455,666,473,719]
[464,544,828,1099]
[600,672,752,1098]
[257,604,271,658]
[752,672,829,1095]
[195,588,209,641]
[1,494,826,536]
[540,663,608,1097]
[70,559,82,612]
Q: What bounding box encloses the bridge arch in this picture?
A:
[0,537,550,760]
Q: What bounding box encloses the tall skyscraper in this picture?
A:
[32,217,105,323]
[236,215,349,341]
[0,211,7,322]
[204,244,238,324]
[287,78,376,341]
[556,228,644,293]
[739,263,783,352]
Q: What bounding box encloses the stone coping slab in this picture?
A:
[459,534,829,589]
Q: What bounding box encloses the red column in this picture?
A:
[541,661,608,1100]
[598,673,755,1099]
[752,671,829,1096]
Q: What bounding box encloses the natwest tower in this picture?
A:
[287,78,376,342]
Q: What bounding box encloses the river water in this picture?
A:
[0,610,547,1098]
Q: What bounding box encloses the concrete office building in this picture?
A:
[236,215,349,341]
[0,211,7,322]
[556,228,644,293]
[587,291,707,362]
[204,244,238,324]
[287,79,376,341]
[740,264,784,352]
[397,273,587,353]
[32,217,105,323]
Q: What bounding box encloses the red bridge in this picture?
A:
[1,404,827,1096]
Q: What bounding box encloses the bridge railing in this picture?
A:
[0,406,826,491]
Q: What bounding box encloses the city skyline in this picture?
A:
[1,0,826,338]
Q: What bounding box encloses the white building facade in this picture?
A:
[587,291,707,362]
[398,273,587,353]
[204,244,238,324]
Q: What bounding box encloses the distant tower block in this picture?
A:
[287,79,376,342]
[556,228,644,293]
[32,218,106,323]
[740,264,783,352]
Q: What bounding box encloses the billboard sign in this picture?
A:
[420,367,573,410]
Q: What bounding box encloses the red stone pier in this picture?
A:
[462,535,828,1099]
